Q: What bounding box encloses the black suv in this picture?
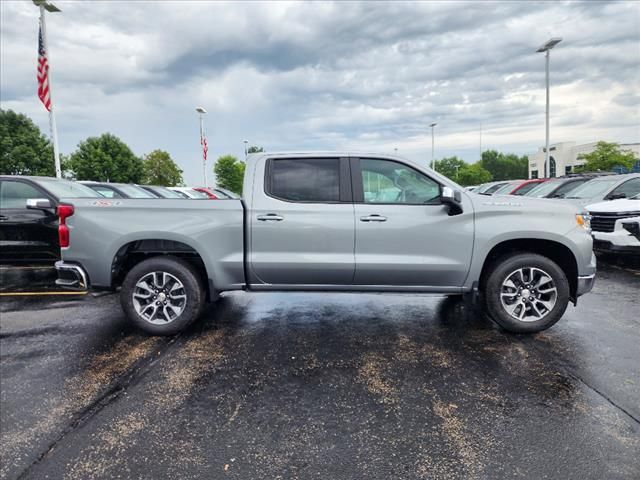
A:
[0,176,101,263]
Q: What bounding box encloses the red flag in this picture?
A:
[201,135,208,161]
[37,23,51,111]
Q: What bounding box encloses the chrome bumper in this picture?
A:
[576,273,595,296]
[55,261,88,291]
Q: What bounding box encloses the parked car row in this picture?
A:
[0,175,239,263]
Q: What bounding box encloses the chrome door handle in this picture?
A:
[360,215,387,222]
[257,214,284,221]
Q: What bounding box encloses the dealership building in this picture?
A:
[527,142,640,179]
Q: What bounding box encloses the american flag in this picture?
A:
[37,23,51,111]
[201,131,208,161]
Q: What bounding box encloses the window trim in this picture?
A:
[350,157,443,206]
[264,157,352,204]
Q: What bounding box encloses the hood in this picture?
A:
[586,198,640,214]
[468,192,582,215]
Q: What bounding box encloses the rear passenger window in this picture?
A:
[268,158,340,202]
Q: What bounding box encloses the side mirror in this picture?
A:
[26,198,53,210]
[441,187,463,216]
[607,193,626,200]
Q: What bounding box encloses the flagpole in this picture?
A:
[39,4,62,178]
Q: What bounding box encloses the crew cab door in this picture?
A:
[0,179,58,263]
[249,157,355,285]
[352,158,474,287]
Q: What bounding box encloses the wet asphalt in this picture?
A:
[0,259,639,480]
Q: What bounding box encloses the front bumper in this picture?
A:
[55,261,88,291]
[576,273,596,296]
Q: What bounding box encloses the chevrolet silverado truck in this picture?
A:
[52,152,596,335]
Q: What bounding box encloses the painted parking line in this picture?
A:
[0,266,55,270]
[0,291,87,297]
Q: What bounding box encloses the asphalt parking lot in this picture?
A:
[1,259,639,480]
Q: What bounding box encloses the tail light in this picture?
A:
[57,204,74,248]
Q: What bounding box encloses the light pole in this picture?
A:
[536,37,562,178]
[196,107,208,187]
[429,122,437,170]
[243,139,249,160]
[32,0,61,178]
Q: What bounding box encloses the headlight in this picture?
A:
[576,213,591,231]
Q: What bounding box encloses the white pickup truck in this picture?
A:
[52,152,596,335]
[587,194,640,254]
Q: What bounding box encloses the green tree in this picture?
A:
[68,133,143,182]
[480,150,528,180]
[433,156,466,181]
[214,155,245,194]
[0,109,55,176]
[247,146,264,154]
[142,149,183,186]
[575,141,638,173]
[457,162,492,186]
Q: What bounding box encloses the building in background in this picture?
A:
[528,142,640,179]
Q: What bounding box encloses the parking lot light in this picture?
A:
[536,37,562,178]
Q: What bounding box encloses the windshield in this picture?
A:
[565,178,620,199]
[116,184,156,198]
[525,180,561,197]
[35,179,102,198]
[150,186,183,198]
[493,182,520,195]
[481,182,508,195]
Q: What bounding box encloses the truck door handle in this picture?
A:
[257,214,284,221]
[360,215,387,222]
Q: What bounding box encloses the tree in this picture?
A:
[0,109,55,176]
[68,133,143,182]
[480,150,528,181]
[575,141,638,173]
[142,149,183,186]
[433,156,466,181]
[214,155,245,194]
[247,146,264,154]
[457,163,492,186]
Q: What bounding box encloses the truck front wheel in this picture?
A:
[120,256,205,335]
[483,253,570,333]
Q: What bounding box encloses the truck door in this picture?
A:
[249,157,355,285]
[351,157,474,287]
[0,179,58,263]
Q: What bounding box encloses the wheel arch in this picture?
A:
[478,238,579,302]
[111,238,216,301]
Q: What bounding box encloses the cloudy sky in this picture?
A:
[1,0,639,184]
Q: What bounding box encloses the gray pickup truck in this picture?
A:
[54,152,596,335]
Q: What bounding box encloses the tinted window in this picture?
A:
[361,158,440,204]
[0,181,43,209]
[268,158,340,202]
[553,179,588,198]
[609,178,640,199]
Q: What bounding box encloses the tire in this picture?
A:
[482,253,570,333]
[120,256,205,335]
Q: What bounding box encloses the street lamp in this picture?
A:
[243,139,249,159]
[429,122,437,170]
[196,107,208,187]
[32,0,61,178]
[536,37,562,178]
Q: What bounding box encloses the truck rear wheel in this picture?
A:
[120,256,205,335]
[483,253,570,333]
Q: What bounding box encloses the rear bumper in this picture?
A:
[55,261,88,291]
[576,273,596,297]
